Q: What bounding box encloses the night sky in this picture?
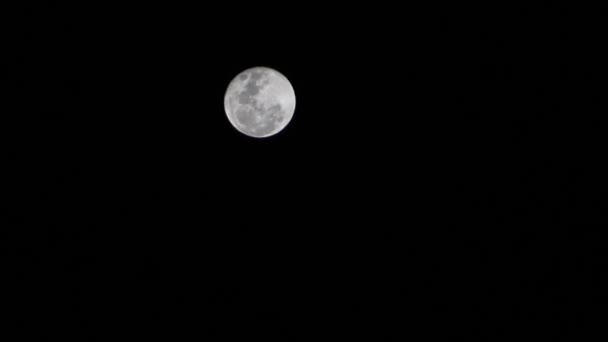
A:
[4,2,605,340]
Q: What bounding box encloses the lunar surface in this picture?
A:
[224,67,296,138]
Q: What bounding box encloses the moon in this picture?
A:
[224,67,296,138]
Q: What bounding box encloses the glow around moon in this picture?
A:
[224,67,296,138]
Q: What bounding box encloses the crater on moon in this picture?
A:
[224,67,296,138]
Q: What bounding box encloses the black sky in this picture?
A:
[4,2,606,340]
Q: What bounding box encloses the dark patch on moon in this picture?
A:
[238,77,263,105]
[266,104,284,123]
[236,107,254,127]
[249,70,265,81]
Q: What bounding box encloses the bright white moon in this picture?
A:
[224,67,296,138]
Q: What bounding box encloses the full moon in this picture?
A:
[224,67,296,138]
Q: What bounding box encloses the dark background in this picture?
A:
[3,1,606,340]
